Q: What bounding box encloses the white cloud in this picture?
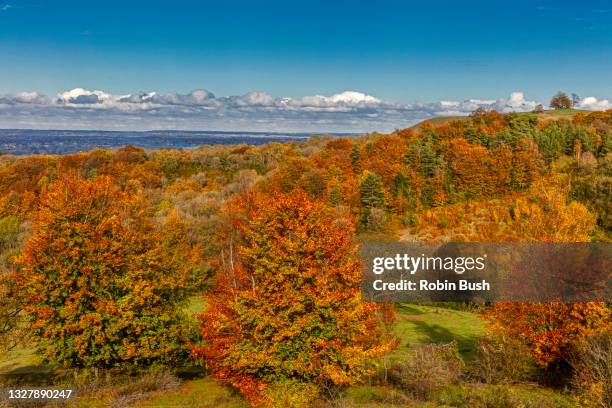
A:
[327,91,380,105]
[303,91,380,107]
[57,88,113,104]
[439,101,460,108]
[578,96,612,110]
[56,88,162,110]
[507,92,526,107]
[0,88,608,132]
[0,91,48,106]
[11,92,47,104]
[231,91,276,107]
[500,92,538,112]
[430,92,538,116]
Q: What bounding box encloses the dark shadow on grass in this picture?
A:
[402,319,480,357]
[395,304,425,315]
[0,365,57,386]
[173,365,207,380]
[1,363,207,388]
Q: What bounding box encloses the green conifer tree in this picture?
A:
[359,171,386,209]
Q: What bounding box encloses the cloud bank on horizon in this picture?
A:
[1,88,610,132]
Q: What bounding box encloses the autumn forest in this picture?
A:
[0,108,611,407]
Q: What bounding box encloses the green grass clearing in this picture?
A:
[391,304,486,360]
[137,377,247,408]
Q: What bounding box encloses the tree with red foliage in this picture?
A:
[195,189,392,405]
[485,302,610,369]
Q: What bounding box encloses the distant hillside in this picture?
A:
[411,108,590,129]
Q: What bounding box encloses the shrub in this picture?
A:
[365,207,388,231]
[438,384,575,408]
[70,369,182,408]
[485,302,610,371]
[570,331,612,408]
[388,341,464,399]
[108,370,181,408]
[470,335,538,384]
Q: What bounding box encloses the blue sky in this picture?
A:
[0,0,611,131]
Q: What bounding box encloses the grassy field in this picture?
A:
[391,304,485,360]
[0,303,574,407]
[137,378,247,408]
[411,108,589,129]
[410,115,469,128]
[136,304,488,407]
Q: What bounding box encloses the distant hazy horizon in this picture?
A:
[0,128,362,155]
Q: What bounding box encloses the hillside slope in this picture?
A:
[411,108,589,129]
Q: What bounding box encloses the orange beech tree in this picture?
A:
[195,189,392,405]
[485,302,610,370]
[17,175,201,367]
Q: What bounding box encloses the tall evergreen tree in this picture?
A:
[329,182,342,206]
[359,171,386,209]
[391,173,411,199]
[406,136,442,179]
[350,144,361,173]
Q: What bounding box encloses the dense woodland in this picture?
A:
[0,109,610,407]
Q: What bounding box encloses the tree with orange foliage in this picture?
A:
[485,302,610,370]
[195,189,392,405]
[469,109,507,133]
[445,138,501,197]
[550,92,572,110]
[17,175,201,367]
[361,135,409,184]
